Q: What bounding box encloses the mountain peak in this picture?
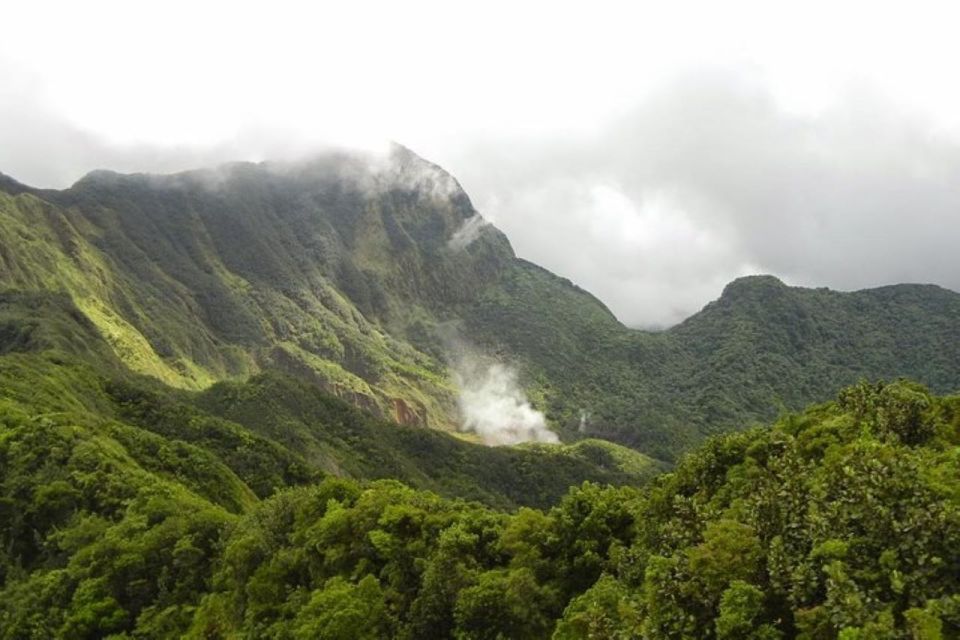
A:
[719,274,788,300]
[65,144,472,211]
[0,171,33,196]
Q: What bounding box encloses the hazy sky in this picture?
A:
[3,0,960,326]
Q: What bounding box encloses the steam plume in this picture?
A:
[578,410,591,433]
[454,358,558,446]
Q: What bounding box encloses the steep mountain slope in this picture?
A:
[3,147,960,460]
[0,148,514,432]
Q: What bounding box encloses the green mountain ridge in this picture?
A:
[2,146,960,461]
[0,292,661,511]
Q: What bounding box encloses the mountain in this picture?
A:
[1,149,510,431]
[3,147,960,638]
[2,146,960,463]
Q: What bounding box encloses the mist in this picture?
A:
[448,215,489,251]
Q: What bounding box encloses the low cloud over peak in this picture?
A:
[3,67,960,328]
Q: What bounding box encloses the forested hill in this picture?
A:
[4,366,959,637]
[2,147,960,459]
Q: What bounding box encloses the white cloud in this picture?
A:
[7,1,960,161]
[448,215,490,251]
[3,2,960,327]
[450,72,960,326]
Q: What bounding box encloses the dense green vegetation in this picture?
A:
[0,288,659,638]
[0,294,660,508]
[4,367,959,637]
[4,149,960,460]
[185,379,959,639]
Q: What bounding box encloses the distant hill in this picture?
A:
[2,146,960,460]
[474,266,960,458]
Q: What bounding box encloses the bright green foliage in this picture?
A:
[715,581,780,640]
[552,575,641,639]
[905,606,944,639]
[453,568,555,639]
[3,338,960,639]
[293,576,390,640]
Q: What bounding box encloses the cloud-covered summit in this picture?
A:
[3,64,960,328]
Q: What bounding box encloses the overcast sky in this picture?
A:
[3,1,960,327]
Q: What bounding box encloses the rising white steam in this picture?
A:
[578,409,592,433]
[454,361,558,446]
[448,214,489,250]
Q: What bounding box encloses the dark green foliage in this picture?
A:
[105,378,318,500]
